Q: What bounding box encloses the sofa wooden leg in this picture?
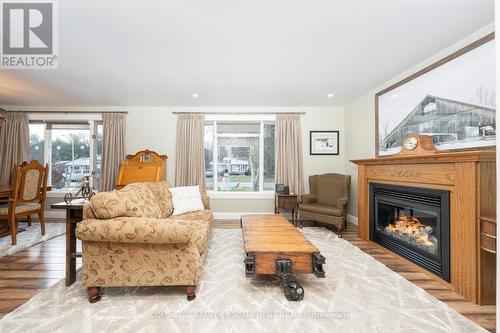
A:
[88,287,101,303]
[336,225,343,238]
[186,285,196,301]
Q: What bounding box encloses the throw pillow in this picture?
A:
[169,186,204,216]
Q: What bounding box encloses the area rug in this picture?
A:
[0,222,66,257]
[0,227,486,333]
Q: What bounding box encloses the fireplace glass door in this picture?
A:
[376,200,439,258]
[370,183,450,281]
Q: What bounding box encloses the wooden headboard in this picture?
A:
[115,150,167,189]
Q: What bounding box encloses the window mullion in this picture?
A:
[259,121,264,192]
[213,121,218,192]
[89,121,95,179]
[44,125,52,186]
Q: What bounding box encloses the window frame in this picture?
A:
[205,114,275,198]
[28,114,102,194]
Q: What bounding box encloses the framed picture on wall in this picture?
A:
[375,33,496,157]
[310,131,339,155]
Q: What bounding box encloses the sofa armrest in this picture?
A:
[337,197,349,209]
[301,194,317,204]
[201,194,210,210]
[76,217,192,244]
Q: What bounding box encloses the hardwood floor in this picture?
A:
[0,220,495,332]
[341,222,496,333]
[0,230,81,319]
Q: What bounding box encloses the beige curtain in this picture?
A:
[275,113,304,196]
[0,112,29,184]
[175,113,205,191]
[99,113,126,192]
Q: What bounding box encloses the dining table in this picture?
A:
[0,185,10,200]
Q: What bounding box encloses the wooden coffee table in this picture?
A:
[241,214,325,301]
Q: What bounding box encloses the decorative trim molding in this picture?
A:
[347,214,358,225]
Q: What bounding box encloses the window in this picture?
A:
[204,116,275,193]
[28,123,45,164]
[28,120,102,191]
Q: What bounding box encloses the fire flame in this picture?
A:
[385,215,434,246]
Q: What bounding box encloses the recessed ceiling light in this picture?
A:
[392,94,399,98]
[327,93,334,98]
[192,93,199,99]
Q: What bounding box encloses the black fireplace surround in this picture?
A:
[370,183,450,281]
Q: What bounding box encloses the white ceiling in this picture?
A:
[0,0,494,107]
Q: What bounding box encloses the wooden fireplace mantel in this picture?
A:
[351,150,496,305]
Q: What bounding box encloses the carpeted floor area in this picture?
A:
[0,222,66,257]
[0,227,487,332]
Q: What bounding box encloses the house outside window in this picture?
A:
[204,115,275,194]
[28,116,102,191]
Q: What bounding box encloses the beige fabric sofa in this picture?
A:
[75,182,213,303]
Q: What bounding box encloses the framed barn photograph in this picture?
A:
[310,131,339,155]
[376,33,496,156]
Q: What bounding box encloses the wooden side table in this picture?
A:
[51,199,87,286]
[274,194,299,226]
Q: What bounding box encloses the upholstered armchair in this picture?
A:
[298,173,351,236]
[0,161,49,245]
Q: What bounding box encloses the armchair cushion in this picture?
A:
[299,203,343,217]
[76,217,192,244]
[301,194,317,204]
[0,202,41,215]
[317,175,346,207]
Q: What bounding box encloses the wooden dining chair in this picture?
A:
[0,161,49,245]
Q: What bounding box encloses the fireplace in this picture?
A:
[370,183,450,281]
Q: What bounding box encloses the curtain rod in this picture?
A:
[172,111,306,115]
[9,110,128,115]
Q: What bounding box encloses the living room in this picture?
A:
[0,1,497,332]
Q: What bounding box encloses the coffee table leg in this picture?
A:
[276,259,304,301]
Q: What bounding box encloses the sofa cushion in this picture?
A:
[90,183,162,219]
[119,183,163,218]
[172,209,213,222]
[76,217,192,244]
[188,220,211,255]
[146,181,173,218]
[89,191,127,219]
[167,210,213,255]
[169,186,204,216]
[299,203,343,217]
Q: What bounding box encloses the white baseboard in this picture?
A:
[347,214,358,225]
[213,212,272,220]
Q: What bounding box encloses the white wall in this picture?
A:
[344,23,495,219]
